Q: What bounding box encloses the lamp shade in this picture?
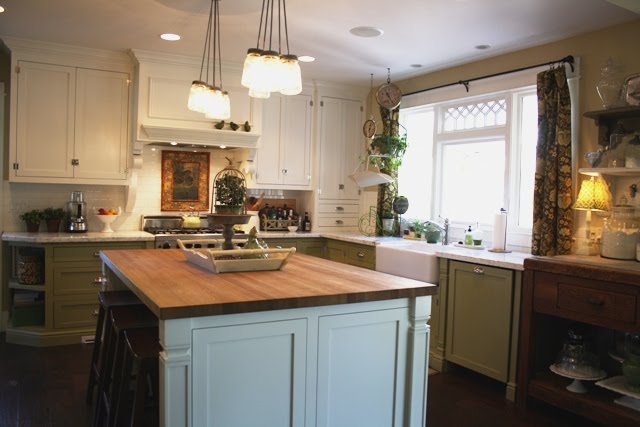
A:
[574,176,611,211]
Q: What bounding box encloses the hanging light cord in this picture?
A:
[215,0,222,89]
[282,0,290,55]
[198,0,214,83]
[255,0,267,49]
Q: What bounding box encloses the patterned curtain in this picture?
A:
[531,66,573,256]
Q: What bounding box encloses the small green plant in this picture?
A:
[424,222,440,232]
[43,207,66,220]
[215,174,246,206]
[19,209,44,223]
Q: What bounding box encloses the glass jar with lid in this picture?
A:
[600,202,640,260]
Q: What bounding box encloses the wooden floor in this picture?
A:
[0,334,603,427]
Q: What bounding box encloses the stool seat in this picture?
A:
[86,290,143,405]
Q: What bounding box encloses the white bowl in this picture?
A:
[95,214,119,233]
[287,226,298,233]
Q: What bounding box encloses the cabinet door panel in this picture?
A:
[319,97,343,199]
[281,94,312,185]
[446,261,514,382]
[192,319,307,427]
[256,95,283,185]
[53,298,99,329]
[317,309,407,427]
[15,61,75,178]
[341,99,363,200]
[74,68,129,180]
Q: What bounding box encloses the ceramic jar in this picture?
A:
[596,58,624,109]
[601,205,640,260]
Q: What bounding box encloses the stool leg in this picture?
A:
[86,304,106,404]
[94,319,118,427]
[107,331,129,427]
[131,357,148,426]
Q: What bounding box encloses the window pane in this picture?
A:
[442,99,506,132]
[398,109,434,219]
[440,140,505,225]
[517,94,538,228]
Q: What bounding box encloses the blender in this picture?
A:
[66,191,88,233]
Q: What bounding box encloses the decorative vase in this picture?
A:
[596,58,624,109]
[45,219,62,233]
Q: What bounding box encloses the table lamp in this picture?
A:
[573,176,611,255]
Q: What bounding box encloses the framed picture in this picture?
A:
[161,150,210,211]
[624,73,640,106]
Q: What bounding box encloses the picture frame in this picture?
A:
[624,73,640,106]
[161,150,210,211]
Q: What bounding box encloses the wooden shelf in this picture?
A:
[8,279,45,292]
[583,106,640,147]
[528,371,640,426]
[579,167,640,177]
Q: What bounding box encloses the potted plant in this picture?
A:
[20,209,44,233]
[425,223,441,244]
[213,159,247,214]
[411,220,425,239]
[43,207,66,232]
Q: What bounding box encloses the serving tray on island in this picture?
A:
[178,240,296,273]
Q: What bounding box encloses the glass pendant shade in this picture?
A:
[188,81,211,113]
[241,48,262,88]
[204,87,231,120]
[242,0,302,98]
[279,54,302,95]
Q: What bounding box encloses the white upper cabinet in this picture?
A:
[6,39,132,184]
[255,93,313,188]
[318,96,363,201]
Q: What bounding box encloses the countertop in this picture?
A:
[100,249,437,320]
[1,231,154,243]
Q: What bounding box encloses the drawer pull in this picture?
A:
[335,206,344,211]
[92,309,99,317]
[93,251,100,257]
[335,220,344,225]
[92,277,104,285]
[587,297,605,306]
[473,266,484,274]
[357,251,365,258]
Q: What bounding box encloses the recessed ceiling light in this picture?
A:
[349,26,384,38]
[219,145,226,149]
[0,6,5,13]
[410,64,422,68]
[170,142,178,146]
[298,55,315,63]
[475,44,491,50]
[161,33,181,41]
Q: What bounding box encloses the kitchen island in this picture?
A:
[100,249,436,427]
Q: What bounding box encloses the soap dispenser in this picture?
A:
[464,226,474,246]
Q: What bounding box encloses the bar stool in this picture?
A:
[111,327,161,427]
[94,305,158,427]
[86,290,144,405]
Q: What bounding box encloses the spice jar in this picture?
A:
[601,204,640,260]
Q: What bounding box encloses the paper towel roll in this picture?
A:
[492,212,507,250]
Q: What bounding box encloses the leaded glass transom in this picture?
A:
[442,99,507,131]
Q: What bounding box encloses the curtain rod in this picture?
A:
[403,55,574,97]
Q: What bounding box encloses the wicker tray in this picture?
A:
[178,240,296,273]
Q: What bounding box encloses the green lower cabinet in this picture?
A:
[262,239,297,250]
[443,259,521,401]
[326,239,375,270]
[296,238,327,258]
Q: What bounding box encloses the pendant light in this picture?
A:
[241,0,302,98]
[187,0,230,120]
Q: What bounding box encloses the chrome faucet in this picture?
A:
[424,216,450,245]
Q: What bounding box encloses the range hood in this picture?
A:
[140,124,260,150]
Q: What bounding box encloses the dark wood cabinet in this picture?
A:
[519,256,640,426]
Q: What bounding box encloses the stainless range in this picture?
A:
[142,215,245,249]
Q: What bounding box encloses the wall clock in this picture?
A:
[363,118,377,139]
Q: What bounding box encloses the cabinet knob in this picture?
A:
[92,309,99,317]
[335,206,344,211]
[338,184,344,190]
[71,158,80,166]
[357,251,365,258]
[93,252,100,257]
[335,220,344,225]
[473,266,485,274]
[93,277,105,285]
[282,169,288,174]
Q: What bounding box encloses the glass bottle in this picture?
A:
[625,134,640,169]
[607,124,626,168]
[600,203,640,260]
[596,58,624,109]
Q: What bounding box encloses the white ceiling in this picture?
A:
[0,0,637,86]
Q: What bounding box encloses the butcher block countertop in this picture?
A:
[100,249,437,320]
